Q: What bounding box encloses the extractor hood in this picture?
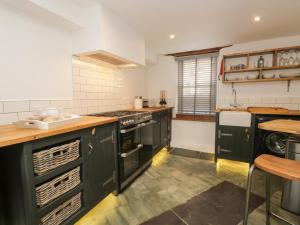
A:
[72,4,145,66]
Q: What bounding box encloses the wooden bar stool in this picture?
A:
[243,154,300,225]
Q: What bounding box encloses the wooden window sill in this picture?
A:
[174,114,216,122]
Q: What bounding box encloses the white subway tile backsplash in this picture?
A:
[276,97,291,104]
[18,111,34,120]
[261,97,276,104]
[30,101,50,110]
[0,59,144,125]
[87,106,98,114]
[73,67,80,75]
[73,84,81,92]
[66,100,81,109]
[291,97,300,104]
[4,101,29,113]
[237,98,249,104]
[0,113,18,125]
[50,100,67,108]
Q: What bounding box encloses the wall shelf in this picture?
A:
[222,45,300,88]
[224,65,300,74]
[223,77,300,84]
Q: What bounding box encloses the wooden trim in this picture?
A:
[223,77,300,84]
[174,114,216,122]
[224,64,300,74]
[166,45,232,57]
[223,45,300,58]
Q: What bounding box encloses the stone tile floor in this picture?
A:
[76,149,300,225]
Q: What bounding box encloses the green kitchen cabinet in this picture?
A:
[216,125,253,163]
[160,110,169,147]
[85,123,117,208]
[215,112,254,163]
[152,111,161,154]
[0,122,118,225]
[152,108,173,155]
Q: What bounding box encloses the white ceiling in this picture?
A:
[98,0,300,54]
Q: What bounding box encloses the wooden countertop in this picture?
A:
[128,107,173,113]
[217,107,300,116]
[258,119,300,134]
[0,116,118,148]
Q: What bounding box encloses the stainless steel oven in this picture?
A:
[93,110,154,193]
[119,119,154,190]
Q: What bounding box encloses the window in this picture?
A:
[177,54,217,120]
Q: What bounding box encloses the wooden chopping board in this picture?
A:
[258,119,300,134]
[247,107,289,114]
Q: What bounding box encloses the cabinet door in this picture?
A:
[167,109,172,143]
[97,124,117,198]
[152,112,161,154]
[217,126,252,162]
[86,123,117,206]
[85,128,103,206]
[217,126,238,160]
[153,119,161,154]
[239,128,252,162]
[160,111,168,146]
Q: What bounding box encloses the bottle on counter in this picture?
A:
[159,90,167,106]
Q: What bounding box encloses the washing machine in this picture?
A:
[253,114,300,159]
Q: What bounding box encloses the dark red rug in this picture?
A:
[140,181,265,225]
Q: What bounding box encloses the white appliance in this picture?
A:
[134,96,143,109]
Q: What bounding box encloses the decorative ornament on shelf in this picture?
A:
[257,56,265,68]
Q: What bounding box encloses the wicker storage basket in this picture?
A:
[40,192,81,225]
[33,140,80,175]
[36,167,81,207]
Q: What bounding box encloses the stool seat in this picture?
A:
[255,154,300,182]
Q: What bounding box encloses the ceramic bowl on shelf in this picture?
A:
[262,73,276,79]
[226,75,240,81]
[279,73,300,78]
[247,74,259,80]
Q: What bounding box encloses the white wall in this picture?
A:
[146,56,216,153]
[0,2,73,100]
[99,6,145,66]
[218,35,300,109]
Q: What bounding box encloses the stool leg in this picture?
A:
[243,164,256,225]
[266,173,271,225]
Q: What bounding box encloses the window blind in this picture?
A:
[177,54,217,116]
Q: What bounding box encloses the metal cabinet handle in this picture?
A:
[87,143,94,155]
[88,143,93,150]
[221,133,233,137]
[219,148,232,153]
[120,125,141,134]
[120,120,155,133]
[120,144,143,158]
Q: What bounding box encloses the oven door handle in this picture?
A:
[120,144,143,158]
[120,120,155,134]
[139,120,156,127]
